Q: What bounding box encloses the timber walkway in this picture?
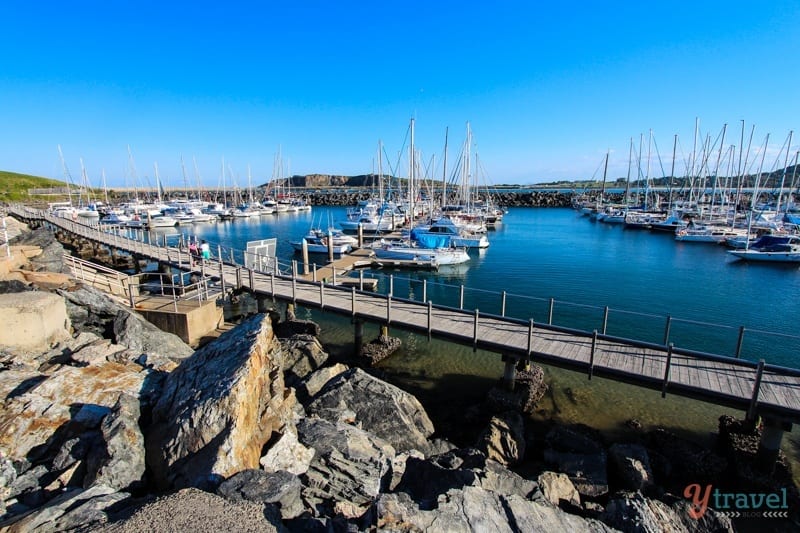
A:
[9,206,800,425]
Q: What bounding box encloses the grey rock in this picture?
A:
[297,417,395,518]
[280,334,329,387]
[543,449,609,498]
[10,227,67,273]
[307,368,435,454]
[377,486,614,533]
[475,411,526,466]
[538,471,581,508]
[486,366,549,414]
[218,469,304,520]
[7,465,49,500]
[259,430,314,475]
[608,443,654,491]
[601,491,735,533]
[360,334,401,365]
[0,484,127,533]
[395,447,537,509]
[84,393,145,492]
[113,311,194,361]
[297,362,349,402]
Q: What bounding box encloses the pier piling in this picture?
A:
[501,353,519,391]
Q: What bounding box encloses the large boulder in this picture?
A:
[279,334,329,387]
[296,417,395,519]
[543,425,609,498]
[217,469,304,520]
[145,314,294,490]
[608,443,654,492]
[378,486,614,533]
[307,368,435,454]
[0,361,151,463]
[538,471,581,508]
[259,430,314,476]
[602,491,734,533]
[9,227,67,274]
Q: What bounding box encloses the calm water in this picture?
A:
[153,207,800,461]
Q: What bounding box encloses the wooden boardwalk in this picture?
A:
[13,207,800,424]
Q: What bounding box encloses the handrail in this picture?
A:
[9,204,800,369]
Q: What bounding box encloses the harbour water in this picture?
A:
[159,207,800,462]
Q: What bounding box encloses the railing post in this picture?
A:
[663,315,672,345]
[313,263,317,283]
[332,267,337,286]
[427,300,432,339]
[548,298,555,325]
[588,330,598,380]
[292,270,297,302]
[422,279,427,303]
[602,306,609,335]
[473,308,479,350]
[735,326,746,359]
[351,286,356,317]
[389,275,394,296]
[319,281,325,309]
[249,267,254,289]
[661,343,673,398]
[747,359,766,422]
[459,285,464,309]
[358,270,363,291]
[386,291,392,324]
[527,319,534,358]
[501,290,506,317]
[235,267,242,289]
[270,272,275,301]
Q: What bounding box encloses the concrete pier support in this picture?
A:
[501,353,519,391]
[256,294,270,313]
[379,324,389,339]
[757,417,792,470]
[354,319,364,357]
[286,303,296,321]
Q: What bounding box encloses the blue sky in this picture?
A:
[2,1,799,188]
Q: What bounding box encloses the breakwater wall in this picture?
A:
[301,190,577,207]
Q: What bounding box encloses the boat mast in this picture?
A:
[645,130,652,212]
[775,130,793,215]
[442,126,449,210]
[409,117,415,229]
[668,134,677,211]
[710,124,727,218]
[624,138,632,206]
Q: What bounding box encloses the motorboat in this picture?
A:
[410,217,489,249]
[727,235,800,262]
[371,240,470,265]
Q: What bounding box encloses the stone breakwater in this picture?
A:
[299,190,575,207]
[0,215,794,531]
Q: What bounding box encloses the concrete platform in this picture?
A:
[134,296,224,347]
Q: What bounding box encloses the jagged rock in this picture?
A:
[395,447,538,509]
[377,486,614,533]
[280,334,329,387]
[486,366,548,414]
[538,471,581,508]
[0,280,34,294]
[608,443,654,492]
[0,450,17,512]
[297,362,348,401]
[389,450,426,491]
[296,417,395,519]
[602,491,735,533]
[10,228,67,274]
[218,469,304,520]
[113,310,194,362]
[360,335,401,365]
[259,430,314,476]
[646,428,727,488]
[307,368,435,454]
[98,487,284,532]
[0,361,151,463]
[543,425,608,498]
[84,393,145,492]
[145,314,294,491]
[476,411,526,466]
[0,484,127,533]
[274,318,320,338]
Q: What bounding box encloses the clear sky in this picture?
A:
[2,1,799,189]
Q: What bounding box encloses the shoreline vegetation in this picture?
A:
[0,215,797,531]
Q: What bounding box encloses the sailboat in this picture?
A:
[371,118,470,266]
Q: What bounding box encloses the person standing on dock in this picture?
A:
[200,240,210,261]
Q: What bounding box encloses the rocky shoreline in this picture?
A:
[0,216,797,531]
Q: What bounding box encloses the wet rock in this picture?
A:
[307,368,435,454]
[360,334,401,365]
[486,366,548,414]
[543,425,608,498]
[645,429,727,488]
[146,314,295,491]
